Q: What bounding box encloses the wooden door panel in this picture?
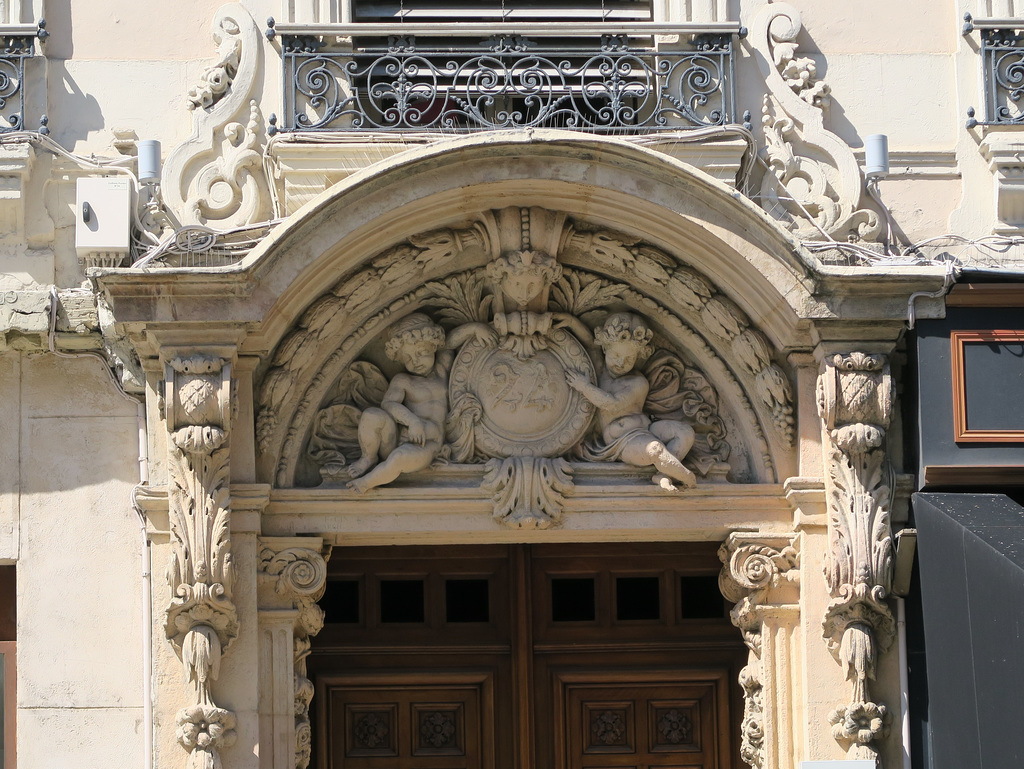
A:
[554,669,731,769]
[320,672,495,769]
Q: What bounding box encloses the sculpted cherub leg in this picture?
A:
[651,420,696,464]
[345,406,397,480]
[619,435,697,491]
[347,441,439,493]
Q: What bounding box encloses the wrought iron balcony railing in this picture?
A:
[0,21,46,133]
[268,27,737,134]
[964,14,1024,127]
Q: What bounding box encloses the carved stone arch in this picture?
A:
[242,131,822,356]
[238,136,824,488]
[254,201,804,498]
[265,261,779,490]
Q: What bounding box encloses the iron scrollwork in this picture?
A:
[965,16,1024,127]
[277,33,735,133]
[0,26,43,134]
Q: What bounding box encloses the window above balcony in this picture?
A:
[352,0,653,24]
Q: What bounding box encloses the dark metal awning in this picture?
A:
[913,493,1024,769]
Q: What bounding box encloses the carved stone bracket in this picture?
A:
[481,456,574,529]
[719,532,800,769]
[750,3,880,242]
[163,3,269,228]
[257,539,331,769]
[816,352,895,760]
[163,352,237,769]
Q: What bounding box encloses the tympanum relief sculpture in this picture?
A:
[298,207,774,528]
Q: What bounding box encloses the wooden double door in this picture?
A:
[309,543,746,769]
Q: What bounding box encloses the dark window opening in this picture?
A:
[680,575,726,619]
[321,579,361,624]
[445,578,490,623]
[615,576,660,621]
[551,577,596,622]
[380,579,426,623]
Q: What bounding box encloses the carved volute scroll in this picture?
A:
[750,3,880,242]
[257,542,330,769]
[163,352,237,769]
[162,3,269,227]
[719,533,800,769]
[816,353,895,760]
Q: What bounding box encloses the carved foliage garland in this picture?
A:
[719,533,800,769]
[258,545,329,769]
[817,352,895,759]
[165,354,237,769]
[750,3,880,242]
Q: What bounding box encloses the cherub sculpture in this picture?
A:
[346,313,494,493]
[560,312,697,490]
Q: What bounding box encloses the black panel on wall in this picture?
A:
[916,306,1024,480]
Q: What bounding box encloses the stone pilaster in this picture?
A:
[816,352,896,762]
[162,349,239,769]
[257,538,330,769]
[719,532,801,769]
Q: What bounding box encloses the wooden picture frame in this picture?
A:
[951,329,1024,442]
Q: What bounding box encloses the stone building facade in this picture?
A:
[0,0,1017,768]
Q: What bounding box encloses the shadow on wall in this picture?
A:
[47,61,104,148]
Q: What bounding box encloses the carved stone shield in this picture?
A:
[448,327,596,458]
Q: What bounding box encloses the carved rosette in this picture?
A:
[164,353,237,769]
[816,353,895,759]
[258,545,330,769]
[719,533,800,769]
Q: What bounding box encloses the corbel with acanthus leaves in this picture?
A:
[257,539,332,769]
[816,352,896,761]
[163,349,238,769]
[719,532,800,769]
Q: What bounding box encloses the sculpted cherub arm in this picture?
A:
[379,376,427,444]
[565,370,619,410]
[551,313,594,347]
[447,322,498,349]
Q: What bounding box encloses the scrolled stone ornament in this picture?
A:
[260,547,329,598]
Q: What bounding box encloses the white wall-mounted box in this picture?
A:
[800,762,877,768]
[75,177,131,258]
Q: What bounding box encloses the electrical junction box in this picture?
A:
[75,177,131,263]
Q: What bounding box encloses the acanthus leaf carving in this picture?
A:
[816,351,896,760]
[163,3,269,228]
[482,456,573,529]
[165,351,237,769]
[751,3,881,243]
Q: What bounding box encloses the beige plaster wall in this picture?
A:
[4,353,144,768]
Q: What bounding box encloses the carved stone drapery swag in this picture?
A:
[164,353,238,769]
[719,533,800,769]
[817,353,895,760]
[258,543,330,769]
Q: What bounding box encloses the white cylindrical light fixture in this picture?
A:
[137,140,162,185]
[864,134,889,179]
